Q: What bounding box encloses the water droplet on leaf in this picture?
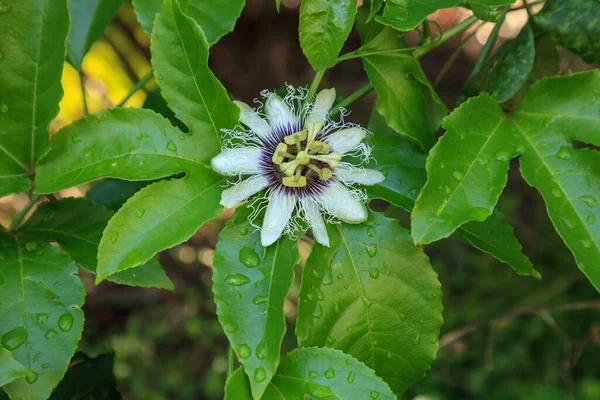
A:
[587,213,596,226]
[239,247,260,267]
[580,239,592,249]
[365,244,377,258]
[411,334,421,345]
[135,209,145,218]
[347,371,355,383]
[325,367,335,379]
[238,344,251,359]
[225,274,251,286]
[493,151,511,161]
[333,302,340,314]
[580,195,598,208]
[35,313,48,324]
[110,233,119,243]
[369,268,379,279]
[166,140,177,151]
[309,371,318,378]
[58,313,74,332]
[239,227,248,235]
[370,390,379,399]
[326,335,336,345]
[223,321,238,333]
[25,242,37,251]
[254,367,266,382]
[41,363,49,369]
[556,146,572,160]
[551,189,562,198]
[312,304,323,318]
[26,371,38,384]
[71,135,81,144]
[452,171,463,181]
[45,329,57,340]
[2,327,27,350]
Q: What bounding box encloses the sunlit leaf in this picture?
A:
[225,348,397,399]
[213,206,299,400]
[0,240,85,400]
[296,212,443,394]
[67,0,123,69]
[0,0,69,197]
[299,0,359,70]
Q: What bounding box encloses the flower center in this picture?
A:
[271,122,341,188]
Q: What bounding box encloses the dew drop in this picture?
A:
[325,367,335,379]
[239,227,248,235]
[316,288,324,301]
[225,274,251,286]
[307,292,315,301]
[337,273,343,280]
[252,295,268,305]
[41,363,49,369]
[477,156,489,166]
[452,171,463,181]
[551,189,562,198]
[2,327,27,350]
[223,321,238,333]
[333,302,341,314]
[347,326,353,333]
[254,367,266,383]
[370,390,379,399]
[312,304,323,318]
[35,313,49,324]
[71,135,81,144]
[26,371,38,384]
[580,239,592,249]
[346,359,353,365]
[239,247,260,267]
[166,140,177,151]
[365,244,377,258]
[238,344,251,359]
[386,352,393,359]
[580,195,598,208]
[110,233,119,243]
[429,336,438,344]
[556,146,572,160]
[178,135,185,140]
[493,151,511,161]
[344,284,349,289]
[312,269,322,279]
[326,335,336,345]
[309,371,318,378]
[411,334,421,345]
[0,3,11,13]
[58,313,74,332]
[562,218,574,229]
[369,268,379,279]
[256,341,268,360]
[33,353,42,362]
[116,220,124,227]
[444,185,451,194]
[322,269,333,286]
[587,213,596,226]
[44,329,57,340]
[25,242,37,251]
[367,226,377,237]
[135,209,145,218]
[0,103,8,114]
[347,371,355,383]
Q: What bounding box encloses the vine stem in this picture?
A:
[305,69,326,105]
[226,344,235,379]
[79,72,89,116]
[9,195,41,231]
[330,83,373,118]
[116,70,154,107]
[467,6,509,80]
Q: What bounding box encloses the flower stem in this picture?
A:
[79,72,89,116]
[330,83,374,118]
[9,194,41,231]
[116,70,154,108]
[226,344,235,378]
[305,69,326,105]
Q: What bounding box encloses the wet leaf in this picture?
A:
[0,348,32,387]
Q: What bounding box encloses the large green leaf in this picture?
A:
[299,0,359,70]
[461,24,535,103]
[17,198,173,290]
[0,0,69,197]
[361,28,447,150]
[132,0,245,45]
[411,71,600,290]
[296,212,443,394]
[0,240,85,400]
[86,179,152,212]
[67,0,123,70]
[375,0,459,32]
[49,353,122,400]
[534,0,600,64]
[213,206,299,400]
[367,109,539,278]
[225,348,397,399]
[0,349,32,388]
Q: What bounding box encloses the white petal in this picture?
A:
[261,191,296,247]
[265,95,294,131]
[317,183,367,224]
[306,88,336,125]
[335,166,385,186]
[234,101,272,140]
[220,175,270,208]
[210,147,263,176]
[325,127,366,155]
[301,198,329,247]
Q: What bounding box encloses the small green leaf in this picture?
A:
[275,0,281,12]
[0,0,69,196]
[0,348,32,387]
[534,0,600,64]
[67,0,123,70]
[213,206,299,400]
[462,24,535,103]
[225,348,397,399]
[0,239,85,400]
[132,0,244,45]
[463,0,516,22]
[367,111,539,278]
[49,353,122,400]
[375,0,458,32]
[17,198,173,290]
[151,0,239,162]
[296,212,443,394]
[299,0,359,70]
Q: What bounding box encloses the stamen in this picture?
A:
[272,143,288,164]
[307,164,333,180]
[308,140,330,155]
[282,175,307,187]
[305,122,323,150]
[284,130,307,145]
[310,152,342,168]
[280,160,299,176]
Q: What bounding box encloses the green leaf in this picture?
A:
[132,0,245,45]
[463,0,516,22]
[296,212,443,394]
[275,0,281,12]
[213,206,299,400]
[0,348,32,388]
[66,0,123,70]
[367,112,539,278]
[299,0,359,70]
[17,198,173,290]
[0,239,85,400]
[534,0,600,64]
[375,0,458,32]
[410,71,600,290]
[49,353,122,400]
[0,0,69,197]
[462,24,535,103]
[86,179,152,212]
[225,348,397,399]
[151,0,239,162]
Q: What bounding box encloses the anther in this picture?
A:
[283,130,307,145]
[282,175,307,187]
[272,143,288,164]
[307,164,333,180]
[305,122,323,150]
[310,152,342,168]
[308,140,330,155]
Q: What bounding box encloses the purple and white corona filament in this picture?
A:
[211,87,385,247]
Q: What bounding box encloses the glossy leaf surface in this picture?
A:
[213,206,299,400]
[299,0,358,70]
[0,349,31,388]
[67,0,123,69]
[0,240,85,400]
[0,0,69,197]
[296,212,443,394]
[225,348,397,399]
